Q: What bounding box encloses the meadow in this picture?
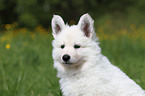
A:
[0,22,145,96]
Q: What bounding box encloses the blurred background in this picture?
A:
[0,0,145,29]
[0,0,145,96]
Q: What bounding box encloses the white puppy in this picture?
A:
[51,13,145,96]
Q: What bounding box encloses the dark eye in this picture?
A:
[61,45,65,49]
[74,45,81,49]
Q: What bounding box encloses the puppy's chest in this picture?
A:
[60,73,102,96]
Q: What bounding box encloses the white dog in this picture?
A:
[51,13,145,96]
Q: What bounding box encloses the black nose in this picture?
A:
[62,54,71,62]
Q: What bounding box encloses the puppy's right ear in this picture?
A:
[51,15,65,38]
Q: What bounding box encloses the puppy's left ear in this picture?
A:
[51,15,65,38]
[78,13,94,38]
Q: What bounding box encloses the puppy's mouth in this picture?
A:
[62,60,80,66]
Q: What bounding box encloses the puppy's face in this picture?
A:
[52,13,95,68]
[52,26,89,67]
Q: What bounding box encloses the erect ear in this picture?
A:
[78,13,94,38]
[51,15,65,38]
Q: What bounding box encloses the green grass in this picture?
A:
[0,31,145,96]
[0,32,61,96]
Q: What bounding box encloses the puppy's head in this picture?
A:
[51,14,100,71]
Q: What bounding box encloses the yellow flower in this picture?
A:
[6,44,10,50]
[5,24,11,30]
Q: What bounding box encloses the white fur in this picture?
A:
[51,13,145,96]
